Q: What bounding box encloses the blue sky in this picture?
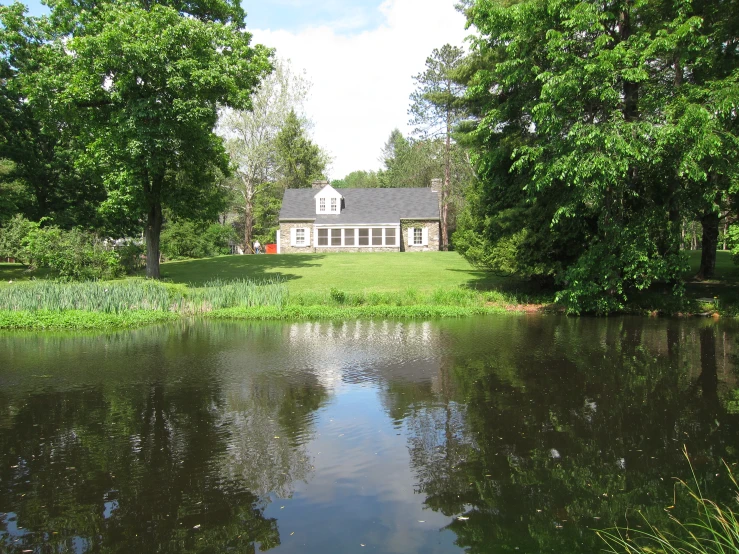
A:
[1,0,468,178]
[1,0,387,32]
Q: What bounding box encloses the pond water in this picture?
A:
[1,316,738,553]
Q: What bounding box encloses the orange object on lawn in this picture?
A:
[265,243,277,254]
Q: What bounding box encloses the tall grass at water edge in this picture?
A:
[0,278,288,313]
[598,449,739,553]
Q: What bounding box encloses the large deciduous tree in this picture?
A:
[22,0,272,278]
[409,44,467,251]
[217,59,309,253]
[455,0,739,312]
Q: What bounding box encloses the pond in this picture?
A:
[1,316,738,553]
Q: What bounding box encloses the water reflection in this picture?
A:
[0,317,737,553]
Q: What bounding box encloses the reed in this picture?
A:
[0,280,174,313]
[186,278,288,312]
[598,449,739,553]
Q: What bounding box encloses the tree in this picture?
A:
[218,59,309,253]
[274,110,329,189]
[409,44,467,250]
[332,170,382,189]
[454,0,739,312]
[19,0,272,278]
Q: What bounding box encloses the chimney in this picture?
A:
[430,178,442,215]
[312,180,329,190]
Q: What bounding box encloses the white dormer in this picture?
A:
[314,184,343,215]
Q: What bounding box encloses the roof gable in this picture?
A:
[313,184,343,199]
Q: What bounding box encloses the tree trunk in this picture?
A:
[442,111,451,251]
[242,176,255,254]
[244,197,254,254]
[145,200,163,279]
[697,208,719,280]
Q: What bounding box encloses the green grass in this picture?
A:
[0,309,177,330]
[156,252,534,295]
[2,250,737,330]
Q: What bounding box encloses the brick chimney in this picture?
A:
[312,180,329,190]
[429,178,442,216]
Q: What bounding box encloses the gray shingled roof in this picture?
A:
[279,187,440,224]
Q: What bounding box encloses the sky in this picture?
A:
[1,0,470,179]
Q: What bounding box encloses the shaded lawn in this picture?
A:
[158,251,516,294]
[0,263,33,284]
[685,250,739,299]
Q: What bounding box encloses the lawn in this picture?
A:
[156,251,519,294]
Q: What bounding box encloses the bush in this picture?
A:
[23,226,123,280]
[0,214,37,261]
[161,220,237,260]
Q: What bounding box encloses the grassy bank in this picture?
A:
[0,263,525,330]
[1,250,737,330]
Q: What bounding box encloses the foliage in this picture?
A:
[218,58,310,251]
[598,452,739,554]
[455,0,739,313]
[0,213,36,260]
[160,220,237,260]
[275,110,329,189]
[22,225,123,280]
[332,170,382,189]
[3,0,273,279]
[731,224,739,265]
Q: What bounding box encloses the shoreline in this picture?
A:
[0,302,730,331]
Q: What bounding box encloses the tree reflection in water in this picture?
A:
[0,322,328,553]
[396,317,739,553]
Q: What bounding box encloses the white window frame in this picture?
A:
[330,198,337,212]
[314,226,400,248]
[290,227,311,247]
[407,226,429,247]
[319,198,326,212]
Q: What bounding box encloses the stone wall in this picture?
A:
[279,222,315,254]
[400,220,441,252]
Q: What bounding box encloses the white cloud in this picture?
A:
[251,0,469,179]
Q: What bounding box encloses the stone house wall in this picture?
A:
[279,222,316,254]
[279,220,439,253]
[400,220,441,252]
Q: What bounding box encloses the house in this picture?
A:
[277,180,441,253]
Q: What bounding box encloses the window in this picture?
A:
[296,228,306,246]
[385,228,396,246]
[344,228,355,246]
[319,198,326,212]
[358,228,369,246]
[331,198,337,212]
[317,228,329,246]
[413,228,423,246]
[372,228,383,246]
[331,228,342,246]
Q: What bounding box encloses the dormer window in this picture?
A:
[314,183,343,215]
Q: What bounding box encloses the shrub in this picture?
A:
[161,220,237,260]
[23,226,123,280]
[0,214,37,261]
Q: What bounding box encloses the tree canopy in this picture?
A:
[1,0,272,277]
[454,0,739,313]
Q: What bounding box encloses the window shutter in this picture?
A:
[408,228,414,246]
[422,227,428,246]
[290,227,297,247]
